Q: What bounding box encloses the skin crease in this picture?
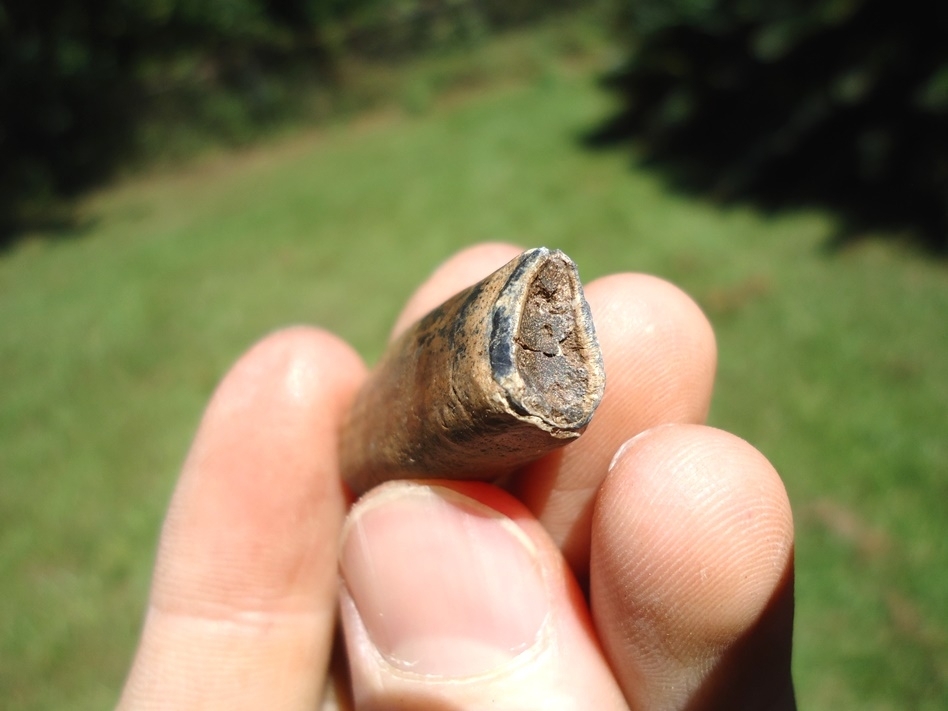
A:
[118,243,796,711]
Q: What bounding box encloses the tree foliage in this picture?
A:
[592,0,948,249]
[0,0,579,238]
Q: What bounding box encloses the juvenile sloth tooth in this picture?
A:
[340,247,605,495]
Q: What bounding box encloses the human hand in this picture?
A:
[117,243,795,710]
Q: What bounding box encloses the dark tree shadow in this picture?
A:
[582,1,948,256]
[0,204,101,253]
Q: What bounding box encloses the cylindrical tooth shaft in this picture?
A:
[340,247,605,495]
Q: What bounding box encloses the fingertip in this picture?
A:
[217,325,367,417]
[121,327,367,710]
[164,325,368,607]
[585,273,717,424]
[596,426,793,618]
[592,425,794,709]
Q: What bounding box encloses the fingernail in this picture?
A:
[608,426,668,471]
[339,483,548,677]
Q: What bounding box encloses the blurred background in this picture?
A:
[1,1,946,708]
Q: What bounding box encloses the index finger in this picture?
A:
[119,327,366,710]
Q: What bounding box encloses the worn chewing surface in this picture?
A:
[515,258,592,427]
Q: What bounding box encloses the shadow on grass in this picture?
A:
[580,6,948,258]
[582,112,948,257]
[0,205,99,253]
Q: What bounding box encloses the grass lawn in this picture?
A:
[1,24,946,710]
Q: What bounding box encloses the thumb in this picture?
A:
[338,481,627,710]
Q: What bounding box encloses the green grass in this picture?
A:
[2,26,946,711]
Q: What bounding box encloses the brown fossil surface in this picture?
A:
[340,247,605,495]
